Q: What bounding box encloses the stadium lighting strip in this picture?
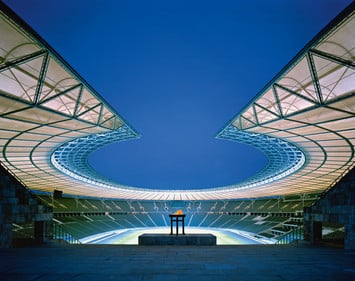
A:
[51,125,138,190]
[0,2,354,200]
[51,124,306,193]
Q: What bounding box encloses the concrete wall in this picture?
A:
[0,163,52,248]
[304,167,355,249]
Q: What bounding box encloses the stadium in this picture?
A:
[0,1,354,280]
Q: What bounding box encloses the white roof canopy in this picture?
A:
[0,3,354,200]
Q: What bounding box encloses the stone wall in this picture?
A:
[304,166,355,249]
[0,162,52,248]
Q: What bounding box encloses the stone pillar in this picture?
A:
[312,221,322,244]
[34,221,44,244]
[344,206,355,250]
[1,163,53,247]
[35,208,53,244]
[43,219,53,243]
[303,216,311,242]
[0,223,13,248]
[0,180,15,248]
[303,215,322,245]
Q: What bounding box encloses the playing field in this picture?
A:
[80,227,269,245]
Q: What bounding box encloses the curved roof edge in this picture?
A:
[0,2,354,200]
[51,124,305,192]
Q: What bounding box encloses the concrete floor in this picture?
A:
[1,244,355,281]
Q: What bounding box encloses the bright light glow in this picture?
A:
[51,125,306,196]
[79,227,274,245]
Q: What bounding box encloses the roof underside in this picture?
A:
[0,3,354,200]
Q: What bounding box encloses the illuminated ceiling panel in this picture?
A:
[0,3,354,200]
[0,4,139,199]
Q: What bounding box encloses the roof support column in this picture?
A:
[306,52,323,105]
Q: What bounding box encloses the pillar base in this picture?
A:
[138,234,216,246]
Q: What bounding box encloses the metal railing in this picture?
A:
[53,223,81,244]
[276,226,304,244]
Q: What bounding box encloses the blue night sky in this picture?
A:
[4,0,353,190]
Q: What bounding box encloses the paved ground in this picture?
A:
[1,244,355,280]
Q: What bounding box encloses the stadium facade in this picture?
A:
[0,2,354,249]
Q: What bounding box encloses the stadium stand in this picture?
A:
[0,1,354,250]
[34,195,317,243]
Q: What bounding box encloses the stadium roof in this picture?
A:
[0,2,354,200]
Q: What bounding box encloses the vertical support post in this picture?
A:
[169,214,186,236]
[170,217,173,235]
[312,221,322,244]
[34,221,44,244]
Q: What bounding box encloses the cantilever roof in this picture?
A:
[0,3,139,197]
[217,5,355,198]
[0,2,354,200]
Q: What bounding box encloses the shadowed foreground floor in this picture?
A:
[1,244,355,281]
